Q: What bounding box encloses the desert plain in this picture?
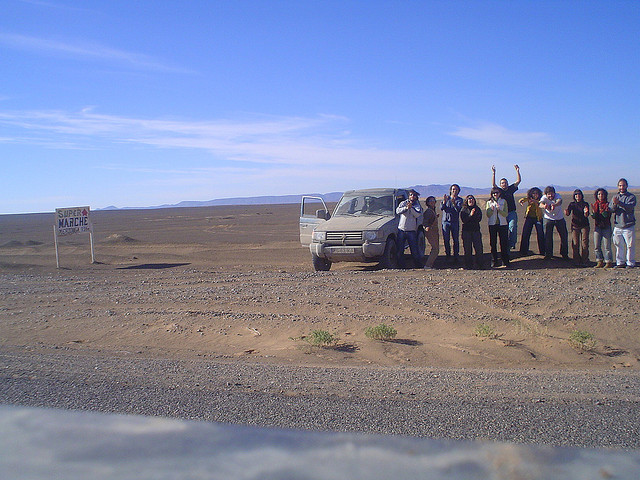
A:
[1,200,639,371]
[2,200,640,449]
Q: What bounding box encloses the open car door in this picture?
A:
[299,196,329,246]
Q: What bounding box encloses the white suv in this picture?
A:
[299,188,425,271]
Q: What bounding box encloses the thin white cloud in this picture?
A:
[0,110,326,137]
[449,122,588,154]
[0,33,192,73]
[0,109,592,164]
[0,108,608,201]
[451,123,548,147]
[0,110,358,166]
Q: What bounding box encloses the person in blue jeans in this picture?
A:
[591,188,613,268]
[540,186,569,260]
[518,187,545,256]
[492,164,521,251]
[440,184,463,265]
[396,189,423,268]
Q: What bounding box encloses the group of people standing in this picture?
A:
[395,166,636,270]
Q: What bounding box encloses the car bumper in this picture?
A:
[310,242,386,262]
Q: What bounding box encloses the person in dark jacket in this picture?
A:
[460,195,484,269]
[422,196,440,269]
[564,189,590,265]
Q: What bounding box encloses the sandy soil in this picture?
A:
[1,202,639,371]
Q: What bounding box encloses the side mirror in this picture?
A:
[316,209,330,220]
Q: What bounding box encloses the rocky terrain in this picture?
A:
[1,203,639,447]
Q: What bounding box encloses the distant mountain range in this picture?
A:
[99,184,619,210]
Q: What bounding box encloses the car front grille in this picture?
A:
[325,231,363,245]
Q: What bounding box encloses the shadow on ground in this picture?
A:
[388,339,423,346]
[334,343,359,353]
[118,263,191,270]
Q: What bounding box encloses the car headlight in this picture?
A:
[363,230,378,242]
[312,231,326,242]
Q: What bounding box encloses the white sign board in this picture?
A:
[55,206,93,236]
[53,206,95,267]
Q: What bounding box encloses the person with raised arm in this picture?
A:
[492,164,521,251]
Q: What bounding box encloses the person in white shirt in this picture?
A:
[539,186,569,260]
[396,189,423,268]
[486,187,510,267]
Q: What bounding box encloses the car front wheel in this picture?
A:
[312,253,332,271]
[380,237,398,269]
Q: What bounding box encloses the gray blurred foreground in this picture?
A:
[1,405,638,480]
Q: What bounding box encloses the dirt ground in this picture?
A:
[1,201,639,370]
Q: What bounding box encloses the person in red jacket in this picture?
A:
[591,188,613,268]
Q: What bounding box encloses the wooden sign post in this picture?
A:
[53,206,95,268]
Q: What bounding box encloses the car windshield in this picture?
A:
[334,193,395,216]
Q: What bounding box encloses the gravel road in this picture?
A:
[1,346,638,449]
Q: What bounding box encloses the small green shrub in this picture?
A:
[474,323,496,339]
[568,330,596,351]
[306,329,338,347]
[365,323,398,341]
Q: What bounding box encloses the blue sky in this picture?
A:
[1,0,638,214]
